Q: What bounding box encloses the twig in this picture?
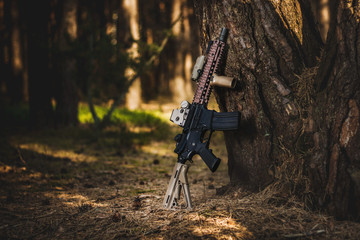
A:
[16,146,26,165]
[143,224,165,236]
[283,229,326,238]
[36,210,57,218]
[106,193,121,201]
[0,224,8,230]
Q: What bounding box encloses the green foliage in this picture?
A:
[74,25,166,102]
[78,104,172,144]
[75,35,130,101]
[0,104,171,146]
[78,104,167,127]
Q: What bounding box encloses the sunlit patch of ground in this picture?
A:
[187,214,254,239]
[18,143,98,163]
[1,104,360,239]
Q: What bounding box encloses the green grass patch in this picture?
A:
[78,104,168,127]
[78,104,173,145]
[2,104,173,157]
[1,103,170,132]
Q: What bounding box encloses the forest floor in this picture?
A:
[1,102,360,240]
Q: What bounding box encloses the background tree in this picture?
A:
[22,0,54,127]
[194,0,360,219]
[7,0,26,104]
[53,0,79,126]
[1,0,198,129]
[138,0,172,101]
[0,0,12,103]
[0,0,27,104]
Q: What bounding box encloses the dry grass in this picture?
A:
[1,104,360,239]
[294,66,318,110]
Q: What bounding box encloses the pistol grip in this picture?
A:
[197,143,221,172]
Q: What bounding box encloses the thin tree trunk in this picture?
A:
[168,0,194,103]
[138,0,164,101]
[138,0,199,102]
[123,0,142,110]
[54,0,79,126]
[23,0,53,127]
[311,0,330,43]
[8,0,25,103]
[194,0,360,219]
[0,0,11,102]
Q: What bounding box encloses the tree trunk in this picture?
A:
[194,0,360,220]
[168,0,195,103]
[54,0,79,126]
[0,0,12,103]
[123,0,142,110]
[311,0,330,43]
[23,0,54,127]
[137,0,200,102]
[7,0,26,104]
[138,0,169,101]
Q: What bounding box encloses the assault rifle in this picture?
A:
[163,28,240,209]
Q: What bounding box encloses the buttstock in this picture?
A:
[163,163,192,209]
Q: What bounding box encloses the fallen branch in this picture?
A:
[36,210,57,218]
[283,229,326,238]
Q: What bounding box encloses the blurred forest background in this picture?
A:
[0,0,200,129]
[1,0,360,239]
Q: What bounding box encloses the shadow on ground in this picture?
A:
[1,110,360,239]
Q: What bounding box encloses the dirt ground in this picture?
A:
[1,105,360,239]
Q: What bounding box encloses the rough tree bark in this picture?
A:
[194,0,360,220]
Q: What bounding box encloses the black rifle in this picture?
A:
[163,28,239,209]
